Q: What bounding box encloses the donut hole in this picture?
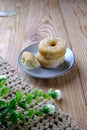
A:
[49,40,56,47]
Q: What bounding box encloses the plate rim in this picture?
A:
[18,43,75,79]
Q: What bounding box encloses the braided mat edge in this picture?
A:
[0,56,80,130]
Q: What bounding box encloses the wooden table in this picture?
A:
[0,0,87,130]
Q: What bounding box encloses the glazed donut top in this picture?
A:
[38,38,66,59]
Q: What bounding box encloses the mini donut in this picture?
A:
[38,38,66,59]
[37,52,65,68]
[22,52,39,69]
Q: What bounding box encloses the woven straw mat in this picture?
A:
[0,56,81,130]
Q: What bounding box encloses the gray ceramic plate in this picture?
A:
[18,43,75,79]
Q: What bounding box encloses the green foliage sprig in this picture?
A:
[0,75,62,127]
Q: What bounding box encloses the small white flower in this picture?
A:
[0,75,7,79]
[55,89,62,100]
[46,104,55,114]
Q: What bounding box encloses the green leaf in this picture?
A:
[50,92,57,99]
[35,97,41,102]
[48,88,52,94]
[0,76,7,88]
[28,109,35,118]
[48,88,57,99]
[16,91,23,102]
[18,102,28,110]
[0,86,9,97]
[37,89,43,96]
[0,82,5,88]
[10,110,19,124]
[0,99,6,107]
[0,108,8,121]
[33,89,38,98]
[8,99,16,109]
[42,106,49,114]
[19,111,26,123]
[43,93,51,99]
[35,110,43,116]
[26,93,32,104]
[33,89,43,98]
[0,78,7,82]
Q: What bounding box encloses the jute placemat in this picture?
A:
[0,56,80,130]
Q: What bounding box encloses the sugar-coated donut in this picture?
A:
[37,52,65,68]
[38,38,66,59]
[22,52,39,69]
[37,37,66,68]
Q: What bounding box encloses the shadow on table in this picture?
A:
[27,63,78,91]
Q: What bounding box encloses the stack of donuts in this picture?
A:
[21,37,66,69]
[37,38,66,68]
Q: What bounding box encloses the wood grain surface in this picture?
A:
[0,0,87,130]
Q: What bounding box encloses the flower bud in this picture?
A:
[48,88,62,100]
[0,75,7,81]
[43,104,55,115]
[55,89,62,100]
